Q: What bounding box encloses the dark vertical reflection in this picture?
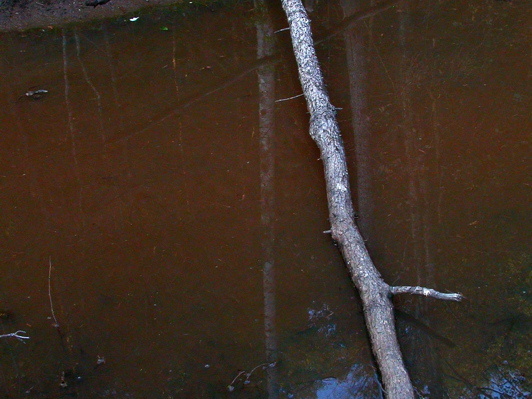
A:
[102,25,125,134]
[395,2,446,397]
[255,1,279,397]
[340,0,374,243]
[0,42,23,396]
[62,29,85,230]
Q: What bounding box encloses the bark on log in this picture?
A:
[279,1,462,398]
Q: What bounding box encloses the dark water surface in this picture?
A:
[0,1,529,398]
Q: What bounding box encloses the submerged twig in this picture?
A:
[17,88,49,102]
[0,330,30,341]
[106,55,279,145]
[48,257,59,328]
[75,31,106,143]
[228,370,247,391]
[227,362,277,391]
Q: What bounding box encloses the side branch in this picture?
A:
[390,286,463,301]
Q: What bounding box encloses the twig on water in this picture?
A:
[227,370,247,391]
[390,285,464,301]
[275,93,304,102]
[0,330,30,341]
[48,257,59,328]
[227,362,277,391]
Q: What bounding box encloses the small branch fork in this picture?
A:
[390,286,463,301]
[0,330,30,341]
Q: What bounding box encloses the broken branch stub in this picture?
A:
[390,286,464,301]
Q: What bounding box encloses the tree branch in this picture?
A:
[390,286,463,301]
[279,1,462,398]
[0,330,30,341]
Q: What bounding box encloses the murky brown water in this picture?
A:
[0,1,529,398]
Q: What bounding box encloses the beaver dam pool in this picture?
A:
[0,1,529,397]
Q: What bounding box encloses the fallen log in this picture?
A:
[279,1,463,397]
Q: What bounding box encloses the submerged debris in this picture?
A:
[19,88,49,101]
[228,362,277,392]
[59,371,68,388]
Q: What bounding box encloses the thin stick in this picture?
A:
[0,330,30,341]
[390,286,463,301]
[227,370,247,391]
[48,257,59,328]
[227,362,277,391]
[246,362,276,381]
[275,93,304,102]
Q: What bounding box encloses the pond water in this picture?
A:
[0,0,529,398]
